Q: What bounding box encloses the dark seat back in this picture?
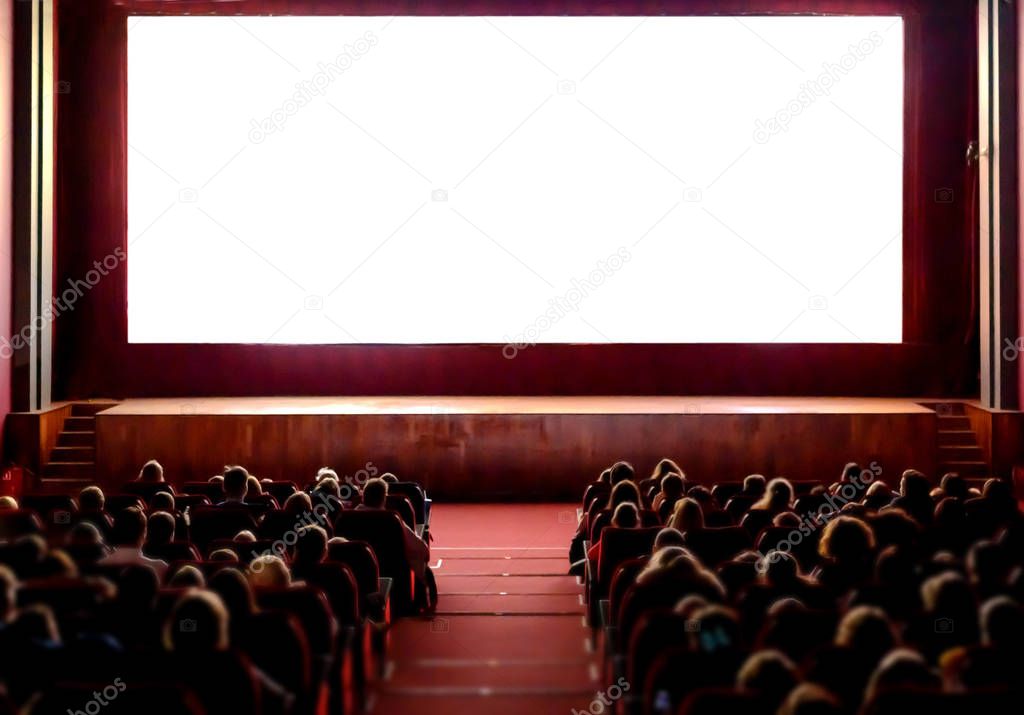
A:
[684,526,752,567]
[121,482,175,501]
[334,510,416,616]
[0,509,42,539]
[188,505,257,550]
[389,481,427,525]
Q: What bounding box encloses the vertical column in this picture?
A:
[979,0,1020,409]
[10,0,53,411]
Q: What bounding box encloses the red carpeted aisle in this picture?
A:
[368,504,601,715]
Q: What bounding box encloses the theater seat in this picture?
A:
[28,682,204,715]
[389,481,429,526]
[683,526,752,567]
[385,494,417,531]
[327,539,383,621]
[181,481,225,503]
[334,510,417,616]
[121,481,175,501]
[861,690,1014,715]
[188,505,257,550]
[263,480,298,505]
[0,508,43,539]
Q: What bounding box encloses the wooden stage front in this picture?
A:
[92,396,943,500]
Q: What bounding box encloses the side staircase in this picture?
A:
[39,401,119,493]
[921,402,989,478]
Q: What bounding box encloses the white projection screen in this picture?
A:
[127,15,903,345]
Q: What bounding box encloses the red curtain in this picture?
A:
[53,0,978,398]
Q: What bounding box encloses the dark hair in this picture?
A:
[138,459,164,483]
[146,511,175,545]
[223,466,250,499]
[294,525,328,565]
[612,502,639,528]
[609,480,641,509]
[609,461,635,485]
[111,507,148,547]
[362,478,388,509]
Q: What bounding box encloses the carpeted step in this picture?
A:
[434,557,567,576]
[436,593,584,615]
[382,658,596,690]
[370,692,603,715]
[387,615,592,660]
[436,575,582,596]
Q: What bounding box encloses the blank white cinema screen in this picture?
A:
[127,15,903,344]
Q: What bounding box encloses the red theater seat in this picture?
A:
[0,509,43,539]
[334,510,417,616]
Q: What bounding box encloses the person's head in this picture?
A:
[146,511,175,546]
[982,477,1013,503]
[222,466,250,501]
[597,468,612,485]
[150,491,175,514]
[979,595,1024,649]
[233,529,257,544]
[755,477,794,512]
[138,459,164,483]
[38,550,78,579]
[933,496,966,529]
[293,525,328,565]
[611,502,639,529]
[168,564,205,589]
[111,507,148,547]
[737,650,798,707]
[609,461,635,485]
[67,521,104,548]
[0,496,17,510]
[967,540,1010,594]
[609,480,641,509]
[763,550,800,585]
[208,548,239,563]
[249,555,291,588]
[652,458,683,480]
[209,567,256,620]
[317,467,339,482]
[835,605,895,660]
[12,604,60,645]
[0,565,18,622]
[312,478,342,506]
[686,604,740,653]
[668,497,704,534]
[939,472,968,500]
[659,473,685,499]
[899,469,930,498]
[777,683,843,715]
[743,474,767,496]
[654,527,686,550]
[865,649,940,701]
[841,462,862,484]
[77,486,104,512]
[380,472,399,484]
[283,491,313,516]
[362,478,388,509]
[163,590,229,652]
[245,476,263,497]
[819,515,875,564]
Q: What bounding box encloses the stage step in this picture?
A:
[34,477,93,494]
[937,445,984,459]
[50,446,95,462]
[56,431,94,448]
[936,414,971,431]
[937,460,989,476]
[43,461,95,480]
[937,430,978,446]
[70,401,119,417]
[63,415,96,431]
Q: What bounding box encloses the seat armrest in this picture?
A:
[378,577,393,600]
[415,524,425,539]
[599,599,611,629]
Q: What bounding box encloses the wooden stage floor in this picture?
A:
[102,395,935,415]
[93,396,941,500]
